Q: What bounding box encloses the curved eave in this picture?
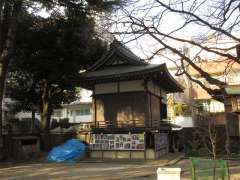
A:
[75,64,184,93]
[75,65,161,90]
[158,64,184,93]
[86,51,114,71]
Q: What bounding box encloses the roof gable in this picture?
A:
[87,40,146,71]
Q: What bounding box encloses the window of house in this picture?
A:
[75,108,91,116]
[53,111,62,117]
[199,101,210,112]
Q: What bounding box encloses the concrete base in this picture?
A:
[90,148,168,160]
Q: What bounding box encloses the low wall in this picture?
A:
[90,148,168,160]
[2,135,40,160]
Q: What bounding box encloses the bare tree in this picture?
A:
[109,0,240,99]
[106,0,240,155]
[206,118,217,160]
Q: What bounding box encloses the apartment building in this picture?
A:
[168,58,240,128]
[189,60,240,112]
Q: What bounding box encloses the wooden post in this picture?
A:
[149,94,152,127]
[226,161,230,180]
[93,86,97,128]
[129,132,132,160]
[115,150,117,159]
[144,132,146,160]
[94,99,97,128]
[117,81,120,93]
[224,96,230,156]
[101,150,104,160]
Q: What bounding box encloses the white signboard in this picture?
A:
[91,133,145,150]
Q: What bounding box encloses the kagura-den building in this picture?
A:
[78,40,183,159]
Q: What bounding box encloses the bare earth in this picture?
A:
[0,153,239,180]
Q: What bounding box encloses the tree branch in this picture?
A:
[154,0,240,42]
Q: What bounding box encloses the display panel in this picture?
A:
[91,133,145,150]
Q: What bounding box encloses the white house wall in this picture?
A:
[94,80,167,101]
[52,103,92,123]
[174,116,194,128]
[68,115,92,123]
[119,80,144,92]
[95,83,118,94]
[94,80,145,94]
[209,100,225,113]
[68,104,92,123]
[14,111,40,120]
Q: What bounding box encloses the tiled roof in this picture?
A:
[76,40,183,93]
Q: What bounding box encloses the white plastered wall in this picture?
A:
[94,80,145,94]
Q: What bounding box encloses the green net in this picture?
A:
[190,158,229,180]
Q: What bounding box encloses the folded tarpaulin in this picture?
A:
[47,139,87,162]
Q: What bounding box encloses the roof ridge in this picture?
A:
[111,40,146,65]
[86,40,146,72]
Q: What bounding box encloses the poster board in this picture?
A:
[91,133,145,150]
[154,133,168,151]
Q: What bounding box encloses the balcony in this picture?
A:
[91,120,173,133]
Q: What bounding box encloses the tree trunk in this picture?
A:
[40,103,53,131]
[0,100,3,136]
[31,108,35,133]
[40,101,51,151]
[0,75,4,136]
[39,80,54,151]
[40,101,54,151]
[0,1,22,136]
[0,61,8,135]
[208,123,217,160]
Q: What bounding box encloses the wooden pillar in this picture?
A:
[93,99,97,127]
[160,89,162,121]
[144,132,146,160]
[149,94,152,127]
[93,86,97,128]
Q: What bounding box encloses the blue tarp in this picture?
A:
[47,139,87,162]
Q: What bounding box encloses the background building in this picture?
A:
[51,89,92,124]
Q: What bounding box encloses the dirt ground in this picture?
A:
[0,153,240,180]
